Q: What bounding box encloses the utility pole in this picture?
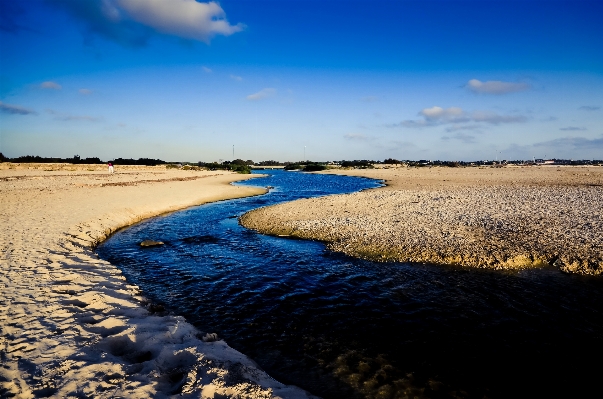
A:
[233,145,234,160]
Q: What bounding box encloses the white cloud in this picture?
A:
[578,106,600,111]
[79,88,93,95]
[395,106,528,128]
[202,66,212,73]
[49,0,242,47]
[0,101,36,115]
[230,74,243,81]
[40,81,61,90]
[466,79,530,95]
[114,0,244,43]
[419,106,464,120]
[246,88,276,101]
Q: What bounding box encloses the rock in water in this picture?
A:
[140,240,164,247]
[202,332,220,342]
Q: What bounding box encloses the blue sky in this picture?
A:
[1,0,602,162]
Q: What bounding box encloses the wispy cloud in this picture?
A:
[472,111,528,124]
[246,88,276,101]
[560,126,587,131]
[393,106,528,128]
[202,66,212,73]
[389,140,418,151]
[362,96,378,102]
[46,109,101,122]
[0,101,37,115]
[40,81,61,90]
[533,136,603,150]
[420,106,465,121]
[49,0,243,47]
[441,133,477,143]
[344,133,373,141]
[445,125,481,133]
[79,88,93,95]
[466,79,530,95]
[230,74,243,82]
[503,136,603,160]
[578,106,600,111]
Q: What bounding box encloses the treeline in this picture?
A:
[0,154,104,164]
[4,152,600,168]
[111,157,166,166]
[0,153,166,166]
[284,162,328,171]
[197,159,251,174]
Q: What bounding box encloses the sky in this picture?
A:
[1,0,602,162]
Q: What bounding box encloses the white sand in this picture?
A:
[0,164,316,399]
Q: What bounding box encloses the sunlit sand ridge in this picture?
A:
[0,163,315,399]
[241,165,603,275]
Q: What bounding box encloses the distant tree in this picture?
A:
[14,155,62,163]
[245,159,254,165]
[112,157,165,166]
[198,162,229,170]
[383,158,401,164]
[0,153,8,162]
[302,163,327,172]
[340,160,374,168]
[230,164,252,174]
[258,160,283,166]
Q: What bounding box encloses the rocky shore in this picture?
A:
[240,166,603,275]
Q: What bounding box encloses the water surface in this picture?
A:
[97,170,603,398]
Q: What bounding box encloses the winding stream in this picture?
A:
[96,170,603,398]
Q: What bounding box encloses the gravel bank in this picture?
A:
[240,166,603,275]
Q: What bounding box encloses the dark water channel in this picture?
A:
[96,170,603,398]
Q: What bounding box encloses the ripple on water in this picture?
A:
[97,170,603,399]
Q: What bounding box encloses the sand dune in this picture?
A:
[0,164,315,399]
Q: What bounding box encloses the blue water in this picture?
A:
[96,170,603,399]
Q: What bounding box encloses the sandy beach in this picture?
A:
[241,165,603,275]
[0,163,315,399]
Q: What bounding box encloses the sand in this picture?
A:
[0,163,316,399]
[241,165,603,275]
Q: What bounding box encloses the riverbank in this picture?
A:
[240,165,603,275]
[0,163,315,398]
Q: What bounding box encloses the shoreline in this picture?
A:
[241,165,603,275]
[1,164,315,399]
